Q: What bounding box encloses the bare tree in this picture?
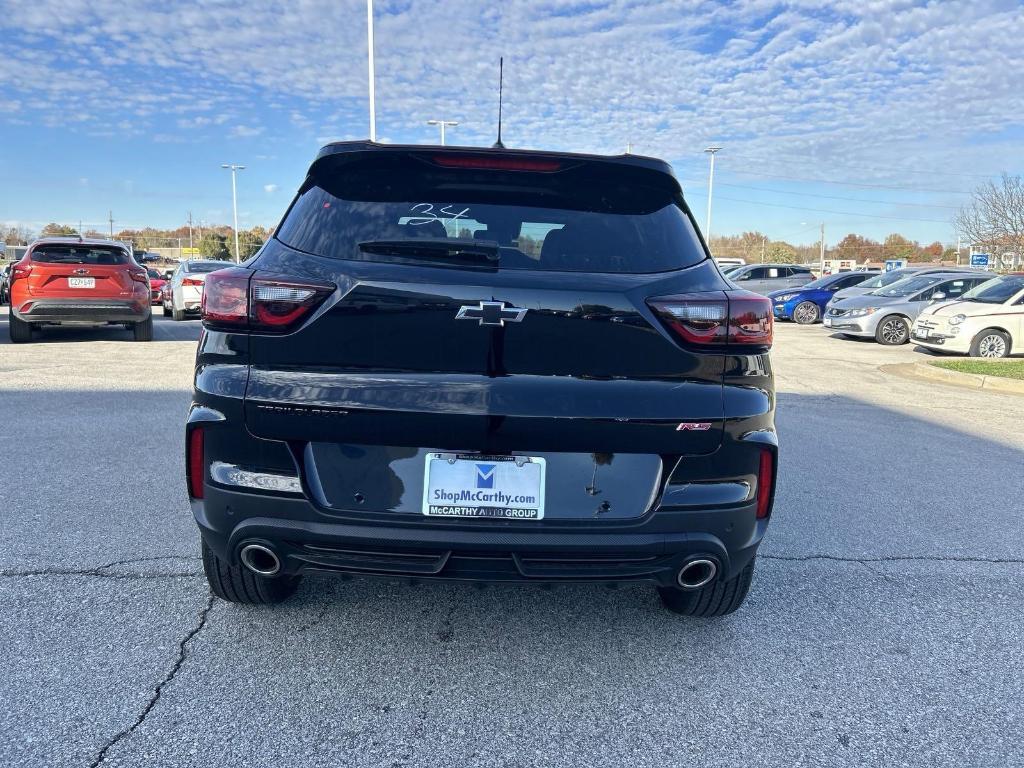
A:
[955,173,1024,256]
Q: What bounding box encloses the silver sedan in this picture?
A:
[823,273,990,345]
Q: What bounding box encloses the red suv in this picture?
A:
[8,237,153,343]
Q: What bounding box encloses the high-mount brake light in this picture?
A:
[432,155,562,172]
[647,291,773,349]
[201,268,335,333]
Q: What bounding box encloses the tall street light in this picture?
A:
[367,0,376,140]
[427,119,458,145]
[221,163,245,263]
[703,146,722,243]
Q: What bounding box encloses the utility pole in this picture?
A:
[761,236,766,263]
[955,234,961,266]
[187,212,194,253]
[819,223,826,275]
[367,0,376,141]
[625,142,633,154]
[703,146,722,244]
[108,210,114,238]
[221,164,246,263]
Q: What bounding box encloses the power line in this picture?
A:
[702,194,952,224]
[715,165,972,195]
[714,182,962,210]
[716,152,998,181]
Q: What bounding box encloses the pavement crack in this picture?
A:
[89,592,216,767]
[762,554,1024,565]
[0,555,200,579]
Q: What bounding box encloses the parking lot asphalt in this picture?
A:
[1,312,1022,767]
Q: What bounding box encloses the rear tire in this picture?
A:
[172,303,185,322]
[9,308,32,343]
[969,328,1010,358]
[202,540,300,605]
[162,302,171,317]
[875,315,910,345]
[132,315,153,342]
[793,301,820,325]
[658,558,755,617]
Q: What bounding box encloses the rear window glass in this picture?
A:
[185,261,226,274]
[275,154,706,273]
[31,245,129,265]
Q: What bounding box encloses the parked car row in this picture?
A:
[765,263,1023,357]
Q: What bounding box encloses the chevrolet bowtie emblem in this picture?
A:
[455,301,527,327]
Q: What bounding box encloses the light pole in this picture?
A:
[703,146,722,243]
[367,0,376,140]
[426,119,459,145]
[221,164,245,263]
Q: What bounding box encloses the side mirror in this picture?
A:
[931,292,946,301]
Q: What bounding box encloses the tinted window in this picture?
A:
[185,261,227,274]
[746,267,768,279]
[874,275,941,298]
[31,245,129,265]
[276,155,706,274]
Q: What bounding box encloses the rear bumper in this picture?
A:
[193,485,767,586]
[13,298,150,324]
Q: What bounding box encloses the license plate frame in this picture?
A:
[68,277,95,289]
[422,453,546,520]
[823,317,832,327]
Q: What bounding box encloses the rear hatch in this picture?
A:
[25,244,137,297]
[242,147,732,520]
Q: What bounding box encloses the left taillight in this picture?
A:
[129,269,149,284]
[201,268,334,333]
[187,427,204,499]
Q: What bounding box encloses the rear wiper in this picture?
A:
[358,238,499,269]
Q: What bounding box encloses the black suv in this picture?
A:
[189,142,777,616]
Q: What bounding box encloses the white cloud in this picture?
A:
[230,125,264,138]
[263,184,277,193]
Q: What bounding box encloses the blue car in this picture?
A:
[769,271,879,324]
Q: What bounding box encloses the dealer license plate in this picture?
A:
[422,454,546,520]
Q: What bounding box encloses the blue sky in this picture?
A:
[1,0,1022,247]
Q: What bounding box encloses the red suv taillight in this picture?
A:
[201,268,334,333]
[647,291,773,349]
[187,427,204,499]
[182,277,205,286]
[129,269,148,284]
[11,262,32,282]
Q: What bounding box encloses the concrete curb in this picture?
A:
[881,361,1024,396]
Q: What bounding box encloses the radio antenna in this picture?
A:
[492,57,505,149]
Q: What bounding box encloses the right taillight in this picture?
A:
[648,290,773,349]
[201,268,334,333]
[756,448,775,519]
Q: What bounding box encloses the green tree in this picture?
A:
[199,232,231,260]
[883,233,919,261]
[40,223,79,237]
[764,241,797,263]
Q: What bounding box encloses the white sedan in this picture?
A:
[912,274,1024,357]
[163,260,230,321]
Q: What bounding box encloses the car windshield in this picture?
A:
[723,267,744,277]
[802,273,851,290]
[961,275,1024,304]
[275,154,707,274]
[871,275,941,298]
[31,245,129,265]
[147,269,161,279]
[859,270,917,289]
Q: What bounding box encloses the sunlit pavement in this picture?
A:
[1,316,1021,767]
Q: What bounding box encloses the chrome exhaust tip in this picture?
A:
[239,543,281,577]
[676,558,718,590]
